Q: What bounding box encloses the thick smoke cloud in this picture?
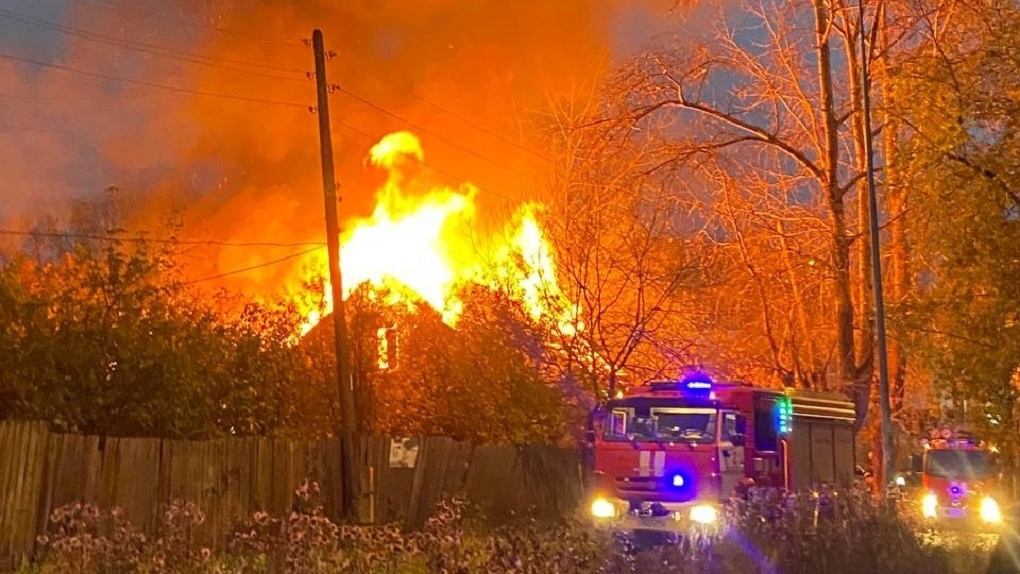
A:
[0,0,676,295]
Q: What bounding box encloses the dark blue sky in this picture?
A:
[0,0,69,58]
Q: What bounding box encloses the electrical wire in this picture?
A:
[0,52,310,109]
[0,91,174,101]
[184,246,324,284]
[336,56,549,162]
[72,0,237,36]
[45,1,540,165]
[328,118,520,204]
[0,123,105,134]
[1,11,531,205]
[0,121,190,135]
[329,84,529,177]
[2,8,540,184]
[0,8,310,81]
[0,229,325,248]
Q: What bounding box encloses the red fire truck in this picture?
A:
[913,429,1003,528]
[584,374,857,534]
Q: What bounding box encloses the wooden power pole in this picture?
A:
[312,28,358,521]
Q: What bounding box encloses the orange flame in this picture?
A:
[297,131,571,336]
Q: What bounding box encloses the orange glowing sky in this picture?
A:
[0,0,682,304]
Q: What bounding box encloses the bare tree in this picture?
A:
[531,88,710,400]
[694,158,834,387]
[575,0,891,416]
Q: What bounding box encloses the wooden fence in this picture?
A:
[0,421,585,571]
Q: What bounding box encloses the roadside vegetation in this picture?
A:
[19,482,990,574]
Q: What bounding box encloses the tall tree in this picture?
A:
[587,0,877,413]
[536,90,709,400]
[890,0,1020,452]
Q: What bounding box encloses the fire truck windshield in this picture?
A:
[603,406,718,444]
[925,449,994,480]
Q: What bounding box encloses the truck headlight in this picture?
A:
[590,498,616,519]
[980,497,1002,524]
[689,504,718,524]
[921,493,938,518]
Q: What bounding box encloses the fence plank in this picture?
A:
[464,445,520,520]
[34,428,60,552]
[441,441,474,497]
[318,438,342,522]
[412,437,452,526]
[1,422,49,570]
[405,437,430,526]
[0,423,24,569]
[81,435,103,505]
[20,425,47,563]
[220,437,248,545]
[3,423,28,564]
[0,422,18,568]
[157,437,172,530]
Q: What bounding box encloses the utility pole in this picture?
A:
[312,28,358,521]
[857,1,895,495]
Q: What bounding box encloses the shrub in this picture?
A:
[35,500,212,574]
[723,487,952,574]
[32,482,977,574]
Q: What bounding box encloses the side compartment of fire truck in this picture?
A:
[783,390,857,490]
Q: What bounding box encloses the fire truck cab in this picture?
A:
[914,430,1003,529]
[585,374,856,533]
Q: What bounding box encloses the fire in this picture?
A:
[297,131,570,336]
[490,203,566,322]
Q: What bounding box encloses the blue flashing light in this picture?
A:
[663,468,697,500]
[684,380,712,391]
[776,396,793,435]
[678,370,714,396]
[648,371,715,397]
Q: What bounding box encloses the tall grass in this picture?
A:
[25,482,983,574]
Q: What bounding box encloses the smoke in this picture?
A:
[0,0,679,296]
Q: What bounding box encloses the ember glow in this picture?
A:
[298,131,571,336]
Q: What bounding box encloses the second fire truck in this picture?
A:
[911,429,1003,528]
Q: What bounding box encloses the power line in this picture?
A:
[72,0,236,35]
[0,8,310,80]
[0,52,310,109]
[0,22,529,205]
[0,229,325,248]
[185,246,324,284]
[0,91,174,101]
[0,123,103,134]
[337,56,549,162]
[0,122,187,135]
[4,9,541,184]
[329,83,529,178]
[328,118,519,204]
